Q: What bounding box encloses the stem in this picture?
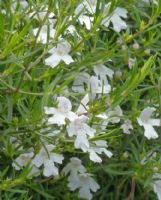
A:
[126,178,135,200]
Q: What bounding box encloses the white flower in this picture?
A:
[13,152,34,170]
[137,107,160,139]
[75,0,97,15]
[75,0,96,30]
[144,49,151,55]
[45,40,74,68]
[63,157,86,177]
[88,76,111,94]
[102,7,128,32]
[45,96,77,126]
[30,9,55,24]
[40,126,61,137]
[63,157,100,200]
[78,15,93,30]
[108,106,123,123]
[121,119,133,134]
[32,144,64,177]
[153,174,161,200]
[142,0,158,5]
[132,43,140,49]
[67,115,96,150]
[97,105,123,123]
[93,64,114,84]
[140,151,157,165]
[73,74,111,95]
[12,0,28,11]
[115,70,122,78]
[128,58,136,69]
[33,25,55,44]
[72,73,90,93]
[68,172,100,200]
[83,140,113,163]
[66,25,76,34]
[76,94,89,115]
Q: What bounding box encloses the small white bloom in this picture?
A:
[102,7,128,32]
[132,43,140,49]
[142,0,158,5]
[108,106,123,123]
[144,49,151,55]
[75,0,97,15]
[72,73,90,93]
[88,76,111,94]
[75,0,96,30]
[115,70,122,78]
[32,144,64,177]
[13,152,34,170]
[153,174,161,200]
[128,58,136,69]
[140,151,157,165]
[83,140,113,163]
[117,37,123,45]
[66,25,76,34]
[30,9,55,24]
[12,0,28,11]
[68,172,100,200]
[45,40,74,68]
[122,151,129,159]
[33,25,55,44]
[67,115,96,150]
[121,119,133,134]
[78,15,93,30]
[64,157,100,199]
[73,74,111,95]
[63,157,87,192]
[40,126,61,137]
[77,94,89,115]
[137,107,160,139]
[45,96,77,126]
[93,64,114,84]
[97,106,123,123]
[63,157,86,177]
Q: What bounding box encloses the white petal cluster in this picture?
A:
[72,68,112,95]
[67,115,96,150]
[33,25,55,44]
[75,0,97,14]
[142,0,158,5]
[102,7,128,32]
[93,64,114,83]
[128,57,136,69]
[75,0,96,30]
[153,174,161,200]
[13,151,34,170]
[97,105,123,123]
[32,144,64,177]
[137,107,160,139]
[30,8,55,23]
[88,76,111,95]
[76,94,89,115]
[45,40,74,68]
[121,119,133,134]
[83,140,113,163]
[31,7,56,44]
[45,96,77,126]
[63,157,86,176]
[72,73,90,93]
[11,0,28,11]
[75,1,128,32]
[63,157,100,200]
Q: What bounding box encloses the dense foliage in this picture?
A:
[0,0,161,199]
